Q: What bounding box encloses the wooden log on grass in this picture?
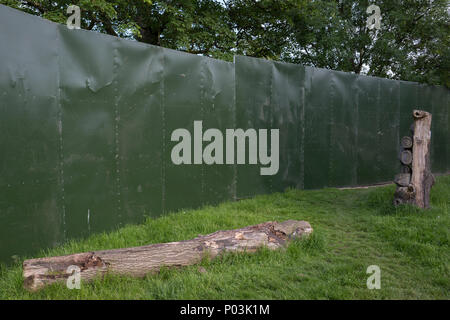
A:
[23,220,313,291]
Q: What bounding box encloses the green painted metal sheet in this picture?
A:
[329,70,358,187]
[0,7,62,262]
[428,85,449,173]
[58,26,118,239]
[201,58,236,205]
[114,40,164,223]
[163,50,205,212]
[271,61,305,191]
[378,79,401,182]
[356,75,380,185]
[234,56,272,198]
[303,67,331,189]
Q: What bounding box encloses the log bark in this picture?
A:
[23,220,312,291]
[393,185,415,205]
[410,110,435,208]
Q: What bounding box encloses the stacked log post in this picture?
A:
[393,110,434,208]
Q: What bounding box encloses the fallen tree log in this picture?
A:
[23,220,312,291]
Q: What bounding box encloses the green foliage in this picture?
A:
[0,1,448,84]
[283,0,449,86]
[0,175,448,299]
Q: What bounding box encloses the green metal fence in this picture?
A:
[0,5,448,263]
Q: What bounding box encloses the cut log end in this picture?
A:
[400,150,413,165]
[412,110,430,119]
[401,136,413,149]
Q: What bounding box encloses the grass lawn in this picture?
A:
[0,175,449,300]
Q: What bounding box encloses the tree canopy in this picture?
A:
[2,0,448,86]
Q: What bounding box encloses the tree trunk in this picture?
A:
[410,110,435,208]
[23,220,312,291]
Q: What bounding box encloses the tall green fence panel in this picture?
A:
[0,5,448,263]
[114,40,165,224]
[377,79,401,182]
[428,86,449,173]
[58,26,118,239]
[329,71,359,187]
[200,58,236,205]
[303,67,331,189]
[399,81,419,139]
[271,60,305,192]
[356,75,381,185]
[163,50,205,212]
[0,8,62,262]
[235,56,273,198]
